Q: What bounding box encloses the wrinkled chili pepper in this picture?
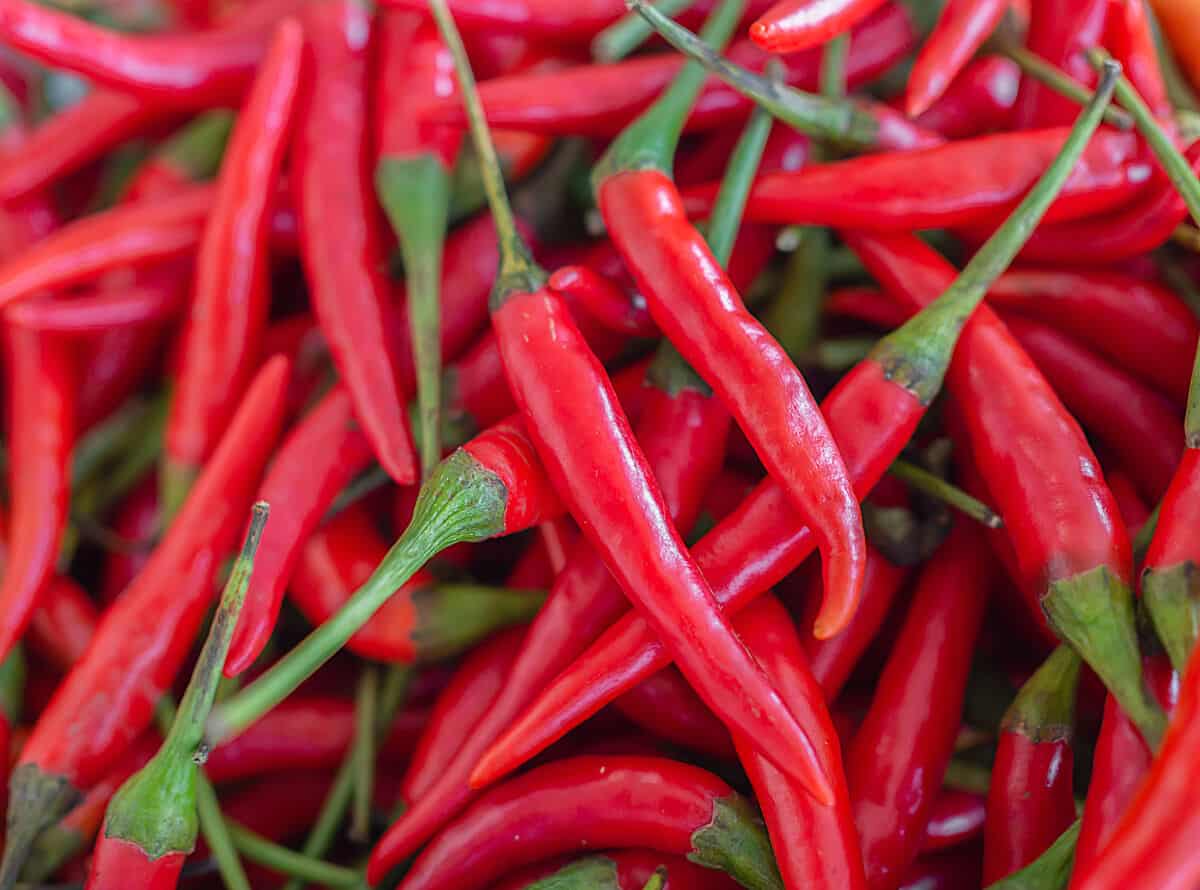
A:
[750,0,889,52]
[164,20,303,516]
[983,645,1081,884]
[0,357,289,888]
[905,0,1009,116]
[848,524,991,890]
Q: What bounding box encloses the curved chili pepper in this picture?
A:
[614,667,735,759]
[1015,0,1108,127]
[1072,657,1178,878]
[750,0,888,52]
[911,56,1020,140]
[1070,647,1200,890]
[27,577,99,672]
[0,0,298,105]
[204,412,564,746]
[223,386,373,675]
[682,128,1147,230]
[7,278,186,334]
[988,267,1197,405]
[164,19,304,515]
[384,0,624,38]
[85,504,267,890]
[0,358,289,887]
[905,0,1009,116]
[295,0,417,486]
[983,645,1081,884]
[920,791,987,853]
[122,110,234,203]
[392,755,781,890]
[597,0,864,640]
[1105,0,1171,119]
[472,71,1119,784]
[1002,315,1183,503]
[0,324,75,663]
[847,523,991,890]
[426,5,916,137]
[378,346,732,863]
[547,263,659,339]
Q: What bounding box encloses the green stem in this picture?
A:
[1088,48,1200,228]
[1187,319,1200,445]
[0,647,23,727]
[888,460,1003,530]
[984,819,1080,890]
[428,0,546,307]
[196,773,253,890]
[205,451,505,746]
[999,44,1133,130]
[942,758,992,795]
[592,0,698,61]
[325,465,390,522]
[348,666,379,842]
[1001,645,1081,741]
[1173,224,1200,253]
[813,336,877,371]
[869,60,1120,405]
[641,867,669,890]
[628,0,881,149]
[158,110,236,182]
[410,583,546,661]
[820,33,849,99]
[1143,561,1200,674]
[763,226,829,360]
[226,822,365,888]
[595,0,746,182]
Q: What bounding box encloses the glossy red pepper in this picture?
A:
[920,791,987,853]
[983,645,1080,883]
[614,666,735,759]
[0,358,289,886]
[390,755,781,890]
[1105,0,1171,119]
[1015,0,1109,127]
[27,577,99,673]
[384,0,625,38]
[905,0,1009,116]
[911,56,1020,140]
[164,20,303,513]
[7,276,187,333]
[295,0,417,485]
[750,0,889,52]
[847,524,991,890]
[223,386,373,675]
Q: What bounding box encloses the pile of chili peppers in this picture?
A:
[0,0,1197,886]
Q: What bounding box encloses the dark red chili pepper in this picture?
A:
[164,20,303,514]
[491,850,742,890]
[6,276,187,334]
[99,478,158,606]
[1015,0,1108,128]
[426,5,916,137]
[0,0,300,105]
[471,68,1117,784]
[750,0,889,52]
[911,56,1020,140]
[295,0,417,485]
[1002,315,1183,503]
[848,523,991,890]
[391,755,781,890]
[0,324,75,663]
[547,261,659,339]
[920,791,987,853]
[27,577,99,673]
[983,645,1081,883]
[0,358,289,886]
[683,128,1148,231]
[1106,465,1152,537]
[122,110,234,203]
[596,1,865,641]
[905,0,1009,116]
[223,386,373,675]
[614,666,735,759]
[85,503,267,890]
[1072,657,1178,878]
[383,0,625,38]
[987,267,1197,405]
[896,847,984,890]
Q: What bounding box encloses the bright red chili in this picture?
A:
[614,666,735,760]
[491,850,743,890]
[905,0,1009,116]
[750,0,889,52]
[1014,0,1108,127]
[911,56,1020,140]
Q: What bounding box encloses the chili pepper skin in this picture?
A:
[1143,456,1200,674]
[548,262,659,339]
[427,5,916,137]
[164,20,304,516]
[223,386,373,675]
[85,837,184,890]
[905,0,1009,116]
[385,0,624,38]
[493,850,742,890]
[0,358,289,888]
[1002,316,1183,504]
[8,278,187,334]
[750,0,888,52]
[0,325,75,663]
[983,645,1081,883]
[1105,0,1171,119]
[385,756,782,890]
[847,525,990,890]
[912,56,1020,140]
[0,0,295,105]
[614,667,736,759]
[920,791,987,853]
[1015,0,1109,128]
[295,0,417,486]
[27,577,99,672]
[987,267,1197,405]
[683,129,1147,230]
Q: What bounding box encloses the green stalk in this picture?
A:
[641,867,669,890]
[592,0,698,61]
[1001,645,1081,742]
[196,773,252,890]
[594,0,746,183]
[226,822,365,888]
[984,819,1080,890]
[888,459,1003,530]
[627,0,881,150]
[156,111,236,183]
[1173,224,1200,253]
[998,44,1133,130]
[763,227,830,360]
[820,33,849,100]
[348,667,379,843]
[0,647,24,729]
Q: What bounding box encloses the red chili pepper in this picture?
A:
[1015,0,1109,127]
[896,847,984,890]
[491,850,743,890]
[1072,657,1178,878]
[911,56,1020,140]
[0,357,289,885]
[1002,315,1183,503]
[987,267,1197,405]
[164,20,303,513]
[983,645,1081,883]
[905,0,1010,116]
[614,666,735,759]
[391,755,781,890]
[27,577,99,673]
[920,791,987,853]
[223,385,373,675]
[0,324,75,663]
[547,262,659,339]
[1070,645,1200,890]
[295,0,417,486]
[383,0,624,38]
[426,5,916,136]
[683,129,1148,231]
[847,523,991,890]
[1104,0,1171,119]
[6,276,187,333]
[122,110,234,203]
[0,0,299,105]
[99,478,159,606]
[750,0,888,52]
